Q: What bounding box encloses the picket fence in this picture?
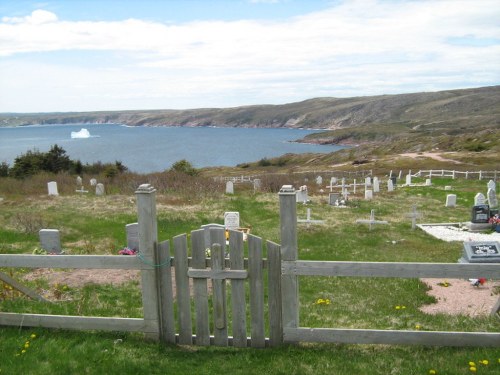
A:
[1,184,499,348]
[413,169,499,180]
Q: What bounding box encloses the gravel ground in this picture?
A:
[418,224,500,242]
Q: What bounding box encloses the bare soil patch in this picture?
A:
[420,278,499,317]
[399,152,463,164]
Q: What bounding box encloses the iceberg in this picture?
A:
[71,128,91,139]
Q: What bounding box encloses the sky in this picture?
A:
[0,0,499,113]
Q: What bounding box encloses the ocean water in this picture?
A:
[0,124,344,173]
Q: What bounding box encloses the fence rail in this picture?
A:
[413,169,499,180]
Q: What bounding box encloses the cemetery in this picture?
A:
[0,169,499,373]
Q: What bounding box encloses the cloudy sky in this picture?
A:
[0,0,499,113]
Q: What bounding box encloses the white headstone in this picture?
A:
[126,223,139,251]
[365,177,372,187]
[39,229,61,254]
[445,194,457,207]
[96,183,105,196]
[47,181,58,196]
[225,181,234,194]
[296,185,308,203]
[487,180,496,191]
[373,177,380,193]
[224,211,240,230]
[76,176,83,187]
[474,193,486,206]
[90,178,97,186]
[425,179,432,186]
[316,176,323,186]
[487,188,498,208]
[387,179,394,192]
[330,177,337,186]
[444,186,452,191]
[398,170,402,179]
[405,174,412,186]
[365,190,373,200]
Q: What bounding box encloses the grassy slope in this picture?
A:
[0,173,499,374]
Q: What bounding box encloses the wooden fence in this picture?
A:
[1,184,499,347]
[413,169,499,180]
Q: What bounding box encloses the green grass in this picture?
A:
[1,175,499,374]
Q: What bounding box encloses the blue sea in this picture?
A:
[0,124,344,173]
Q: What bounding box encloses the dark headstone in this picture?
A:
[461,241,500,263]
[471,205,490,223]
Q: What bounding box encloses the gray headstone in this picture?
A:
[365,189,373,200]
[487,180,496,191]
[126,223,139,251]
[445,194,457,207]
[90,178,97,186]
[39,229,61,254]
[487,188,498,208]
[253,179,261,192]
[329,193,340,206]
[461,241,500,263]
[471,205,490,223]
[224,211,240,230]
[387,179,394,192]
[373,177,379,193]
[474,193,486,206]
[47,181,58,196]
[225,181,234,194]
[96,183,105,196]
[316,176,323,186]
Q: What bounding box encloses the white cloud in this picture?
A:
[0,1,499,111]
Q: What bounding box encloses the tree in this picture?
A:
[170,159,198,176]
[43,144,71,173]
[0,162,9,177]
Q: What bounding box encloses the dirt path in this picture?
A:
[399,152,463,164]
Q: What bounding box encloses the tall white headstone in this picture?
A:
[316,176,323,186]
[373,177,380,193]
[365,177,371,187]
[47,181,59,196]
[126,223,139,251]
[365,190,373,200]
[387,179,394,192]
[487,188,498,208]
[405,174,412,186]
[487,180,496,191]
[253,179,261,192]
[76,176,83,187]
[96,183,105,196]
[225,181,234,194]
[445,194,457,207]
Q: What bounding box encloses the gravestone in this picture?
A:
[96,183,105,196]
[487,188,498,208]
[316,176,323,186]
[330,177,337,186]
[474,193,486,206]
[398,170,402,179]
[296,185,308,204]
[329,193,340,206]
[471,205,490,223]
[355,209,388,230]
[253,179,261,192]
[224,211,240,230]
[387,179,394,192]
[39,229,62,254]
[444,186,452,191]
[405,174,412,186]
[487,180,496,191]
[365,189,373,200]
[297,208,325,225]
[76,176,83,187]
[425,178,432,186]
[47,181,58,196]
[445,194,457,207]
[365,177,371,187]
[126,223,139,251]
[407,205,422,230]
[460,241,500,263]
[90,178,97,186]
[225,181,234,194]
[373,177,380,193]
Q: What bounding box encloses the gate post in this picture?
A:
[279,185,298,329]
[136,184,161,340]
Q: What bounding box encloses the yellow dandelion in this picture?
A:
[429,369,437,375]
[30,334,36,339]
[415,324,421,330]
[401,305,406,309]
[21,350,26,354]
[24,343,29,349]
[468,361,476,366]
[469,366,477,372]
[395,305,401,310]
[479,360,488,365]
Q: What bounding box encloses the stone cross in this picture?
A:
[406,205,422,230]
[297,208,325,225]
[355,209,388,230]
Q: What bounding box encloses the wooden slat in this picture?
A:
[229,230,247,348]
[267,241,283,347]
[157,240,176,344]
[173,234,192,345]
[210,227,228,346]
[0,254,144,269]
[0,271,50,302]
[284,328,500,347]
[282,261,500,279]
[248,234,265,348]
[0,313,157,333]
[191,229,210,346]
[187,269,247,279]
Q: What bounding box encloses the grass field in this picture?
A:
[0,173,499,374]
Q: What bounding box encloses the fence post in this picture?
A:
[479,170,482,180]
[279,185,298,330]
[135,184,161,341]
